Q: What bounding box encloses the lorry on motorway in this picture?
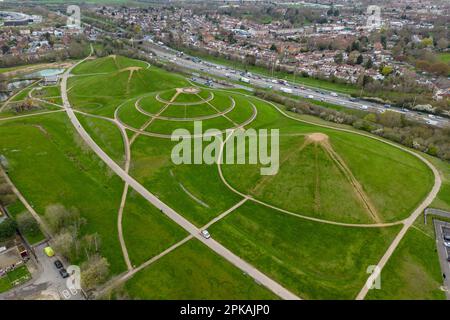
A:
[240,77,250,84]
[280,87,293,94]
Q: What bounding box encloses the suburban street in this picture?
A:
[145,44,449,128]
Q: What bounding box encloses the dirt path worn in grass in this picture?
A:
[306,133,381,223]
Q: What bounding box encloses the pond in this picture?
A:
[28,68,65,78]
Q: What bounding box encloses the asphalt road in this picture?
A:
[146,44,449,128]
[60,54,301,300]
[434,220,450,300]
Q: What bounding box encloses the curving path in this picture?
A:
[135,95,236,121]
[215,89,442,300]
[60,56,442,301]
[61,55,300,300]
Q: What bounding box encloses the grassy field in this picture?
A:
[222,106,434,223]
[122,189,188,266]
[438,53,450,64]
[0,55,441,299]
[0,100,60,119]
[427,155,450,212]
[122,239,278,299]
[0,265,32,293]
[6,201,45,245]
[366,215,446,300]
[68,56,189,118]
[76,113,126,167]
[130,135,242,226]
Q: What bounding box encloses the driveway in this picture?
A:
[0,243,84,300]
[433,220,450,300]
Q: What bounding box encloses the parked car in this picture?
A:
[59,268,69,278]
[54,260,63,269]
[201,230,211,239]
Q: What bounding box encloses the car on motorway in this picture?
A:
[360,105,369,110]
[349,97,358,102]
[54,260,63,269]
[384,104,391,108]
[307,95,314,99]
[280,87,293,94]
[201,230,211,239]
[330,92,338,97]
[59,268,69,278]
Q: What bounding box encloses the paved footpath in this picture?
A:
[60,55,300,300]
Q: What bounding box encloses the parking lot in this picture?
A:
[0,242,84,300]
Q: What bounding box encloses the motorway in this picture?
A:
[145,44,449,128]
[60,53,301,301]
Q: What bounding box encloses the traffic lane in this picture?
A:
[434,220,450,299]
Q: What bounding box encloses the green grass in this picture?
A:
[0,56,440,299]
[9,84,38,102]
[0,100,60,119]
[0,277,11,293]
[122,189,188,266]
[438,53,450,64]
[427,155,450,212]
[0,113,126,274]
[6,201,46,245]
[222,105,434,223]
[7,265,31,287]
[209,201,401,299]
[76,113,126,167]
[366,215,446,300]
[225,136,373,224]
[0,265,31,293]
[117,98,150,128]
[130,135,242,226]
[123,239,278,299]
[69,57,189,118]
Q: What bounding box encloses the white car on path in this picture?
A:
[201,230,211,239]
